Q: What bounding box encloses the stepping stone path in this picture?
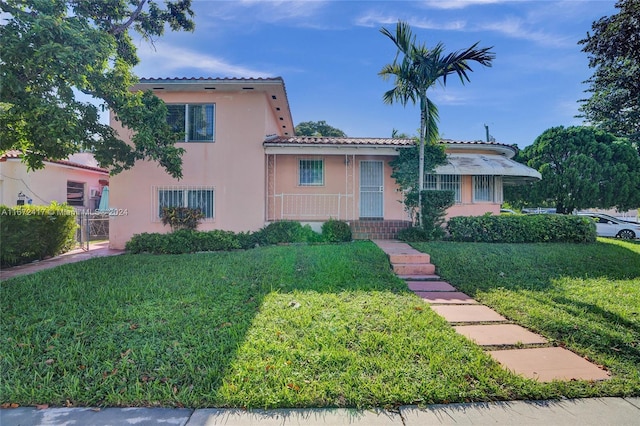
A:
[373,240,611,383]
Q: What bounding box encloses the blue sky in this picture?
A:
[131,0,617,149]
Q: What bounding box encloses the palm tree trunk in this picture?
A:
[418,96,426,228]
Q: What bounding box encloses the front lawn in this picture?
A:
[411,238,640,396]
[1,240,638,408]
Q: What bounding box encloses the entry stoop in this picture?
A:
[351,220,412,240]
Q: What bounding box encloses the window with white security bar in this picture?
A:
[166,104,215,142]
[424,174,461,203]
[473,176,502,203]
[154,186,215,221]
[299,159,324,186]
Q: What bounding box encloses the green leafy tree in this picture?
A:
[294,120,346,137]
[0,0,195,178]
[579,0,640,146]
[379,21,494,226]
[505,126,640,214]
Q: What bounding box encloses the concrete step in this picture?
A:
[392,263,436,275]
[488,347,610,382]
[407,281,457,292]
[416,291,478,304]
[398,274,440,281]
[389,253,430,264]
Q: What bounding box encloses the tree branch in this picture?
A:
[109,0,148,36]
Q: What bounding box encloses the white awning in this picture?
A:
[434,154,541,184]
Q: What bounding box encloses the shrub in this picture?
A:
[403,190,455,240]
[161,207,204,231]
[397,226,432,242]
[1,202,77,267]
[321,219,352,242]
[125,229,242,254]
[447,214,596,243]
[259,221,321,245]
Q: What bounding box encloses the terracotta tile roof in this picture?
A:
[264,136,415,146]
[264,136,516,150]
[138,77,284,82]
[0,151,109,174]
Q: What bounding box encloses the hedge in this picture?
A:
[125,220,347,254]
[447,214,596,243]
[1,202,78,267]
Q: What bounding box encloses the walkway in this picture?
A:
[0,241,124,281]
[373,240,610,382]
[2,397,639,425]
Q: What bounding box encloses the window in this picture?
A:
[67,181,85,207]
[299,159,324,186]
[424,174,461,203]
[166,104,215,142]
[473,176,495,202]
[155,186,215,220]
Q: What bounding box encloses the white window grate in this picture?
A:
[424,174,461,203]
[152,186,215,221]
[473,176,495,202]
[299,159,324,186]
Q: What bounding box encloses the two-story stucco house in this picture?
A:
[108,77,540,249]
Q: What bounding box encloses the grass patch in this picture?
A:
[1,240,638,408]
[411,238,640,396]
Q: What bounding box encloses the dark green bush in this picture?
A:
[125,221,327,255]
[126,229,241,254]
[321,219,352,242]
[404,190,455,240]
[1,202,77,267]
[259,221,321,244]
[397,226,432,242]
[447,214,596,243]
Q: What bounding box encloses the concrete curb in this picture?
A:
[2,398,639,425]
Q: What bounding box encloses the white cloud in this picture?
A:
[204,0,329,26]
[423,0,511,10]
[355,12,466,31]
[135,44,274,78]
[478,17,574,48]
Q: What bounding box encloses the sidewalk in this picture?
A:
[0,241,124,281]
[2,397,639,425]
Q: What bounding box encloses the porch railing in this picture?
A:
[271,193,354,221]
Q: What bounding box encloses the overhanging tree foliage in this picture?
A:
[294,120,346,137]
[0,0,195,178]
[505,126,640,213]
[579,0,640,146]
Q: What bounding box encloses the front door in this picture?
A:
[359,161,384,218]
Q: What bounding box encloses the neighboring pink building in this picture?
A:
[108,77,540,249]
[0,151,109,210]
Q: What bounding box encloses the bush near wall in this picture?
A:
[1,202,77,267]
[125,220,343,254]
[447,214,596,243]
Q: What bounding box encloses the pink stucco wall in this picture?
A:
[109,90,279,249]
[0,159,108,209]
[266,154,407,222]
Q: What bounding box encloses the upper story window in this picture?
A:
[167,104,215,142]
[424,174,461,203]
[299,159,324,186]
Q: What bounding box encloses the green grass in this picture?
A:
[1,240,638,408]
[411,238,640,395]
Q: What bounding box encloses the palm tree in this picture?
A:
[379,21,495,226]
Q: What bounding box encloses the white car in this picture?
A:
[577,213,640,240]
